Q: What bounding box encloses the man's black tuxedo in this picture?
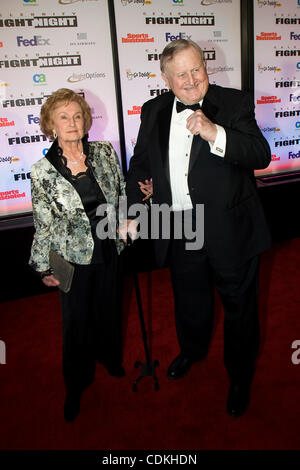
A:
[126,84,272,269]
[126,84,272,391]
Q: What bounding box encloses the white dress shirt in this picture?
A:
[168,98,226,211]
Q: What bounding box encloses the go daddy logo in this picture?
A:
[126,69,156,80]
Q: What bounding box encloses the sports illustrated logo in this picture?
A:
[0,16,78,28]
[291,340,300,364]
[127,106,142,115]
[0,340,6,365]
[271,154,280,161]
[146,15,215,26]
[0,118,15,127]
[122,34,154,43]
[256,32,281,40]
[67,72,106,83]
[17,35,50,46]
[0,190,26,200]
[0,55,81,69]
[0,41,3,47]
[257,64,281,73]
[126,69,156,80]
[256,95,281,104]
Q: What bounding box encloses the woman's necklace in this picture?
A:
[66,151,84,165]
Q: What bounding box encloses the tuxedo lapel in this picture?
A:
[157,100,173,170]
[153,96,173,187]
[188,134,205,173]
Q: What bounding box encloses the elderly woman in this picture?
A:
[29,88,126,422]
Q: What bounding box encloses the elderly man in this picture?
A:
[125,39,271,417]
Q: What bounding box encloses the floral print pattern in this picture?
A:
[29,141,125,272]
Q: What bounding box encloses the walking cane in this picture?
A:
[132,270,159,392]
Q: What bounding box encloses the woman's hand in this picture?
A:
[42,275,60,287]
[138,179,153,201]
[118,219,139,244]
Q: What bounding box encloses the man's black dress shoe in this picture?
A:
[226,384,250,418]
[64,392,81,422]
[167,354,194,380]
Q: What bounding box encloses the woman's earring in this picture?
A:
[53,130,57,139]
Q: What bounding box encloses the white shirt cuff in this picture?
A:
[209,124,226,158]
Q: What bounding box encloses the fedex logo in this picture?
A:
[17,35,50,47]
[27,114,40,124]
[166,32,191,42]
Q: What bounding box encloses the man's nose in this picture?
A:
[186,72,195,86]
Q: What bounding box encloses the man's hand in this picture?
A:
[118,219,139,243]
[42,275,60,287]
[138,179,153,201]
[186,110,217,143]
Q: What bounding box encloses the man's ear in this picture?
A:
[161,72,169,88]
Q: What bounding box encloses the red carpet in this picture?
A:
[0,238,300,450]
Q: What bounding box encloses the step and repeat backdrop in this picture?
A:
[0,0,119,218]
[113,0,241,163]
[0,0,299,219]
[254,0,300,177]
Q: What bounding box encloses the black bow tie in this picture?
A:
[176,101,200,113]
